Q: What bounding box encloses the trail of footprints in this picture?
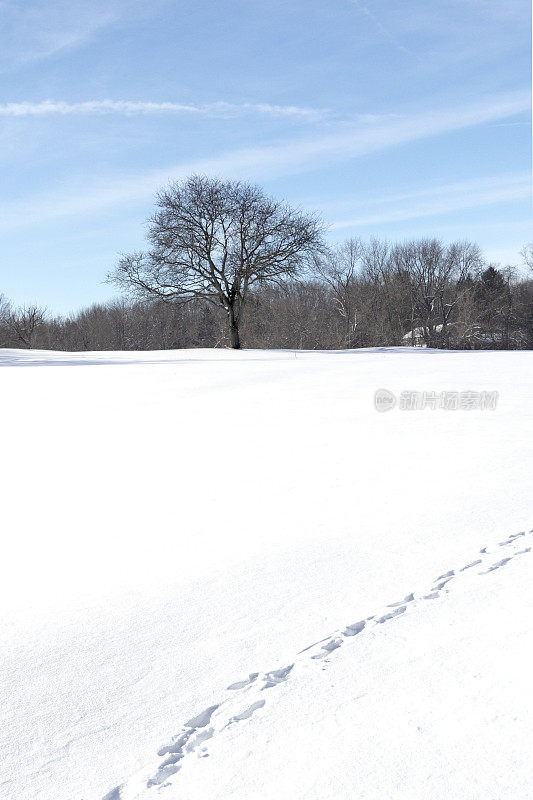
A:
[104,528,532,799]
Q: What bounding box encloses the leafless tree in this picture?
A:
[3,236,531,354]
[315,238,363,347]
[0,294,12,346]
[8,305,46,348]
[109,175,324,348]
[521,243,533,274]
[360,239,410,345]
[391,239,482,347]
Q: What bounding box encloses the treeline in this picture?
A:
[1,237,533,351]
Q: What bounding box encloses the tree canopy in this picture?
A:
[109,175,324,348]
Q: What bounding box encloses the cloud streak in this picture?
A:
[348,0,413,56]
[0,90,529,231]
[0,1,123,69]
[330,172,531,229]
[0,100,327,121]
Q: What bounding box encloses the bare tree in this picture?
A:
[521,243,533,274]
[109,175,324,348]
[8,305,46,348]
[392,239,482,347]
[315,238,363,347]
[0,294,12,347]
[361,239,409,345]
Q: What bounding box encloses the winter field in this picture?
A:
[1,346,532,800]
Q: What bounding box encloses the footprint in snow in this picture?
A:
[149,705,220,785]
[229,666,293,691]
[185,727,214,753]
[460,559,482,571]
[311,638,343,659]
[228,700,265,724]
[262,664,294,689]
[498,532,524,546]
[185,705,219,729]
[436,570,454,580]
[227,673,259,690]
[159,752,183,769]
[157,730,193,757]
[148,711,219,788]
[343,620,365,637]
[138,526,532,797]
[434,578,453,591]
[387,593,414,608]
[481,557,512,574]
[376,606,407,624]
[432,571,454,591]
[147,763,181,787]
[102,787,122,800]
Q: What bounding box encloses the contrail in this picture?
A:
[348,0,414,57]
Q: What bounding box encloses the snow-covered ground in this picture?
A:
[1,347,531,800]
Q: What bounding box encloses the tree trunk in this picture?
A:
[228,306,241,349]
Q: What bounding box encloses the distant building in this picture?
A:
[401,324,444,347]
[402,323,528,349]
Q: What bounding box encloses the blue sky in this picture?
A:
[0,0,531,313]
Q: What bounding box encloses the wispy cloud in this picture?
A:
[0,90,529,231]
[345,0,528,77]
[0,0,140,69]
[348,0,413,56]
[0,100,327,121]
[330,172,531,229]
